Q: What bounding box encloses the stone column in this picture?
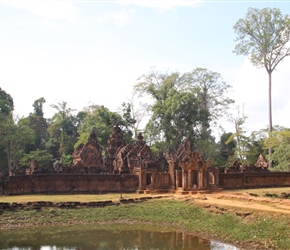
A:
[168,162,176,189]
[198,170,203,189]
[188,170,192,190]
[215,168,220,186]
[139,170,147,190]
[203,170,209,189]
[175,170,181,188]
[182,170,188,191]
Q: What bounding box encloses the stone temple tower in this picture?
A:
[104,124,125,173]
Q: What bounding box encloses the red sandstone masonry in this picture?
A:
[2,172,290,195]
[2,174,139,195]
[219,172,290,189]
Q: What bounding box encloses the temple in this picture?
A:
[2,125,290,196]
[70,125,217,193]
[71,127,104,173]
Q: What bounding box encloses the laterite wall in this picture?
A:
[2,171,290,195]
[1,174,139,195]
[219,172,290,189]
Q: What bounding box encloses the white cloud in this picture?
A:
[101,8,134,26]
[0,0,76,22]
[117,0,203,11]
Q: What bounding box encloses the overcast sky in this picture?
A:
[1,0,290,137]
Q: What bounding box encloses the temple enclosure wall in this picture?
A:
[1,171,290,195]
[1,128,289,195]
[1,174,139,195]
[219,172,290,189]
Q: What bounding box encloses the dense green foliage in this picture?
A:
[264,128,290,171]
[0,88,14,171]
[75,105,135,150]
[134,68,233,160]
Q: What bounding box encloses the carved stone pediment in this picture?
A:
[127,147,139,171]
[80,142,103,167]
[165,147,177,164]
[155,151,169,172]
[138,145,153,162]
[113,133,155,173]
[177,138,191,161]
[71,129,103,168]
[72,143,84,166]
[113,144,134,174]
[105,125,125,158]
[176,139,210,171]
[255,154,269,169]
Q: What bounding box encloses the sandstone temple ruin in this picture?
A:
[1,124,290,195]
[68,124,216,193]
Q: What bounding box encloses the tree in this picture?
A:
[182,68,234,130]
[48,101,78,161]
[233,7,290,166]
[119,102,137,136]
[32,97,46,117]
[20,149,54,170]
[9,118,36,169]
[226,108,249,164]
[25,115,49,151]
[22,98,49,152]
[0,115,14,171]
[134,68,233,156]
[135,70,200,149]
[263,127,290,171]
[0,88,14,171]
[246,129,268,164]
[119,90,149,139]
[181,68,234,157]
[216,132,236,167]
[0,87,13,115]
[75,105,135,150]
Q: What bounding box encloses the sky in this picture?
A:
[1,0,290,138]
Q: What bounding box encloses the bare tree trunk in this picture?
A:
[268,71,273,168]
[235,120,243,163]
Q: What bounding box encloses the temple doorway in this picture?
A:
[176,167,182,188]
[191,170,199,189]
[146,173,152,185]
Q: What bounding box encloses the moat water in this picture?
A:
[0,224,239,250]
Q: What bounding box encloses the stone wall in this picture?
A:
[2,171,290,195]
[2,174,139,195]
[148,172,172,191]
[219,172,290,189]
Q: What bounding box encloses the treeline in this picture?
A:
[0,68,289,172]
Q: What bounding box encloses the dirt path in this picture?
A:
[185,191,290,214]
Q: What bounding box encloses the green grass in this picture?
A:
[1,198,290,249]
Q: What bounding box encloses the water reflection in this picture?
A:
[210,241,240,250]
[0,224,239,250]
